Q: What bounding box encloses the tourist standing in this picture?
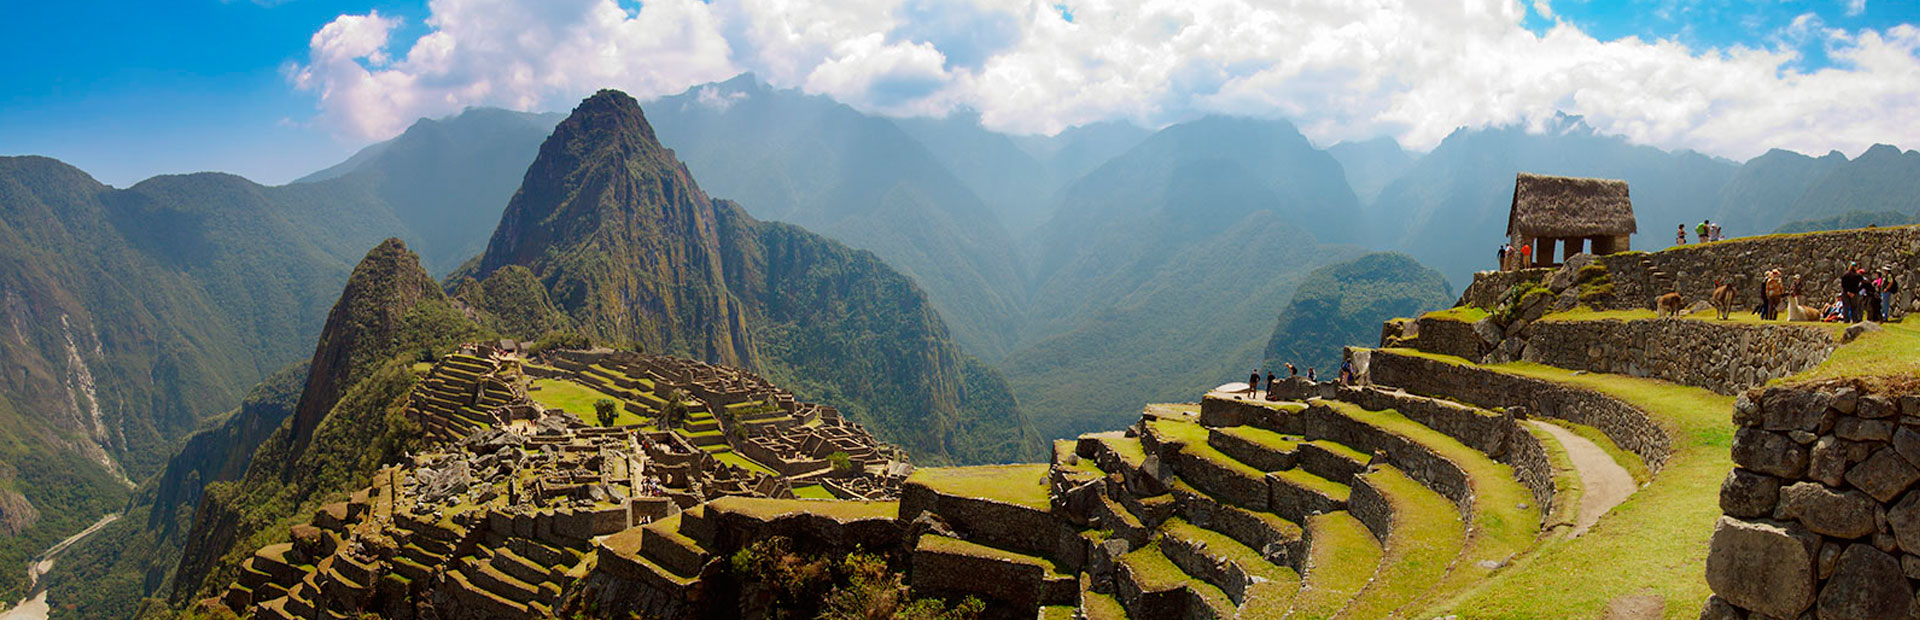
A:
[1340,359,1355,385]
[1884,268,1901,320]
[1696,220,1710,243]
[1520,243,1532,268]
[1842,264,1865,323]
[1265,371,1277,397]
[1676,225,1686,246]
[1497,245,1508,271]
[1248,369,1262,398]
[1307,367,1317,382]
[1286,362,1297,377]
[1763,269,1785,320]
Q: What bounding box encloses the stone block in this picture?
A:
[1735,428,1810,479]
[1773,482,1876,539]
[1722,469,1782,520]
[1837,418,1896,443]
[1833,387,1861,415]
[1760,389,1835,434]
[1810,437,1849,488]
[1698,595,1744,620]
[1705,517,1817,619]
[1888,492,1920,554]
[1861,396,1896,419]
[1816,544,1919,620]
[1846,448,1920,503]
[1894,428,1920,470]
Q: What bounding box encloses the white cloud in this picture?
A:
[291,0,1920,162]
[1845,0,1868,17]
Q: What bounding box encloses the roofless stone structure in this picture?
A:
[1507,172,1636,268]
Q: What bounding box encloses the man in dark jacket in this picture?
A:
[1248,369,1262,398]
[1842,265,1866,323]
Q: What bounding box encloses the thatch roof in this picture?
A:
[1506,172,1636,238]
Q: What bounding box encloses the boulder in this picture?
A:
[1698,595,1742,620]
[1842,322,1884,344]
[1837,418,1896,443]
[1734,428,1810,479]
[1893,428,1920,469]
[1721,469,1782,520]
[1760,389,1835,434]
[1773,482,1877,539]
[1816,544,1919,620]
[1705,517,1817,619]
[1846,448,1920,503]
[1886,491,1920,553]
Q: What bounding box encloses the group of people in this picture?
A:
[1242,359,1358,399]
[1677,220,1725,245]
[1756,264,1901,323]
[1496,242,1532,271]
[1829,263,1900,323]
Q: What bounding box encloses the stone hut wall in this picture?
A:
[1704,381,1920,619]
[1522,320,1838,395]
[1366,349,1672,472]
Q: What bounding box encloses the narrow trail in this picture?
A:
[0,512,121,620]
[1526,421,1635,537]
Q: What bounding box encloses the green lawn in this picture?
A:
[1789,319,1920,386]
[707,497,900,522]
[906,464,1052,511]
[1343,466,1466,619]
[1539,307,1848,336]
[1422,306,1491,323]
[710,451,774,476]
[790,484,835,500]
[526,378,645,426]
[1317,401,1541,615]
[1428,360,1733,619]
[1287,512,1382,620]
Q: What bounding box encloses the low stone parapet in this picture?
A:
[1523,318,1836,395]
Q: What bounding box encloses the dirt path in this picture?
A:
[1526,421,1636,538]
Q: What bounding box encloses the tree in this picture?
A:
[592,399,617,427]
[660,388,690,429]
[827,451,855,476]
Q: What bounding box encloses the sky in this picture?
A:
[3,0,1919,188]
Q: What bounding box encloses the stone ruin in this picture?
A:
[213,343,911,619]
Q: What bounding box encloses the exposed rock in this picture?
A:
[1760,389,1835,434]
[1832,387,1861,415]
[1721,469,1782,520]
[1842,322,1883,344]
[1886,492,1920,553]
[1860,395,1896,419]
[1698,595,1743,620]
[1895,428,1920,470]
[1734,428,1810,479]
[1773,482,1877,539]
[1904,554,1920,580]
[0,489,38,537]
[1816,544,1919,620]
[1809,437,1850,487]
[1705,517,1816,619]
[1846,448,1920,503]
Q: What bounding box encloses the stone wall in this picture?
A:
[1409,315,1497,361]
[1366,349,1672,473]
[1333,384,1558,517]
[899,482,1066,561]
[1522,319,1838,395]
[1462,226,1920,314]
[1346,473,1396,545]
[1704,381,1920,619]
[1203,397,1475,516]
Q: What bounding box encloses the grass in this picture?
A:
[1096,434,1147,468]
[1538,307,1848,334]
[790,484,835,500]
[525,378,645,426]
[1287,512,1383,620]
[1537,418,1651,485]
[1422,359,1733,620]
[705,497,901,522]
[1422,306,1491,323]
[1342,466,1467,618]
[1081,590,1128,620]
[906,464,1052,511]
[1213,425,1305,454]
[1269,466,1352,502]
[710,451,775,476]
[1316,402,1541,615]
[1789,319,1920,386]
[1163,517,1297,584]
[919,534,1059,572]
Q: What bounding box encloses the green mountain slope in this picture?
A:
[1262,252,1454,372]
[466,89,1037,464]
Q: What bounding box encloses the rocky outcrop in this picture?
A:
[1706,381,1920,619]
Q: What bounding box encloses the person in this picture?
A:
[1306,367,1317,382]
[1676,225,1687,246]
[1340,359,1355,385]
[1497,244,1508,271]
[1763,269,1785,320]
[1248,369,1261,398]
[1884,268,1900,320]
[1711,221,1723,242]
[1864,276,1883,322]
[1286,362,1297,377]
[1519,243,1532,268]
[1697,220,1710,243]
[1824,295,1845,322]
[1841,264,1865,323]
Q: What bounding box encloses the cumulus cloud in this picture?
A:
[291,0,1920,161]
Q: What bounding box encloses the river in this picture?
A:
[0,513,121,620]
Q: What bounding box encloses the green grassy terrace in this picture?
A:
[1343,466,1465,618]
[1421,306,1491,323]
[526,378,646,426]
[1287,512,1382,620]
[906,464,1052,511]
[1381,351,1732,619]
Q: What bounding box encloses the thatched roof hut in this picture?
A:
[1506,172,1636,239]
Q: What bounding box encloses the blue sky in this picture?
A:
[3,0,1919,187]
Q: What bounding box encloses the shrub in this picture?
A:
[592,399,616,427]
[828,451,855,476]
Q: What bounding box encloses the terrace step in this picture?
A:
[638,514,711,578]
[1286,512,1383,620]
[1337,466,1465,619]
[1158,517,1302,607]
[1115,541,1235,620]
[910,534,1077,613]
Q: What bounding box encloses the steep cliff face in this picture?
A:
[466,90,1038,464]
[170,239,488,606]
[286,238,444,458]
[473,90,755,368]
